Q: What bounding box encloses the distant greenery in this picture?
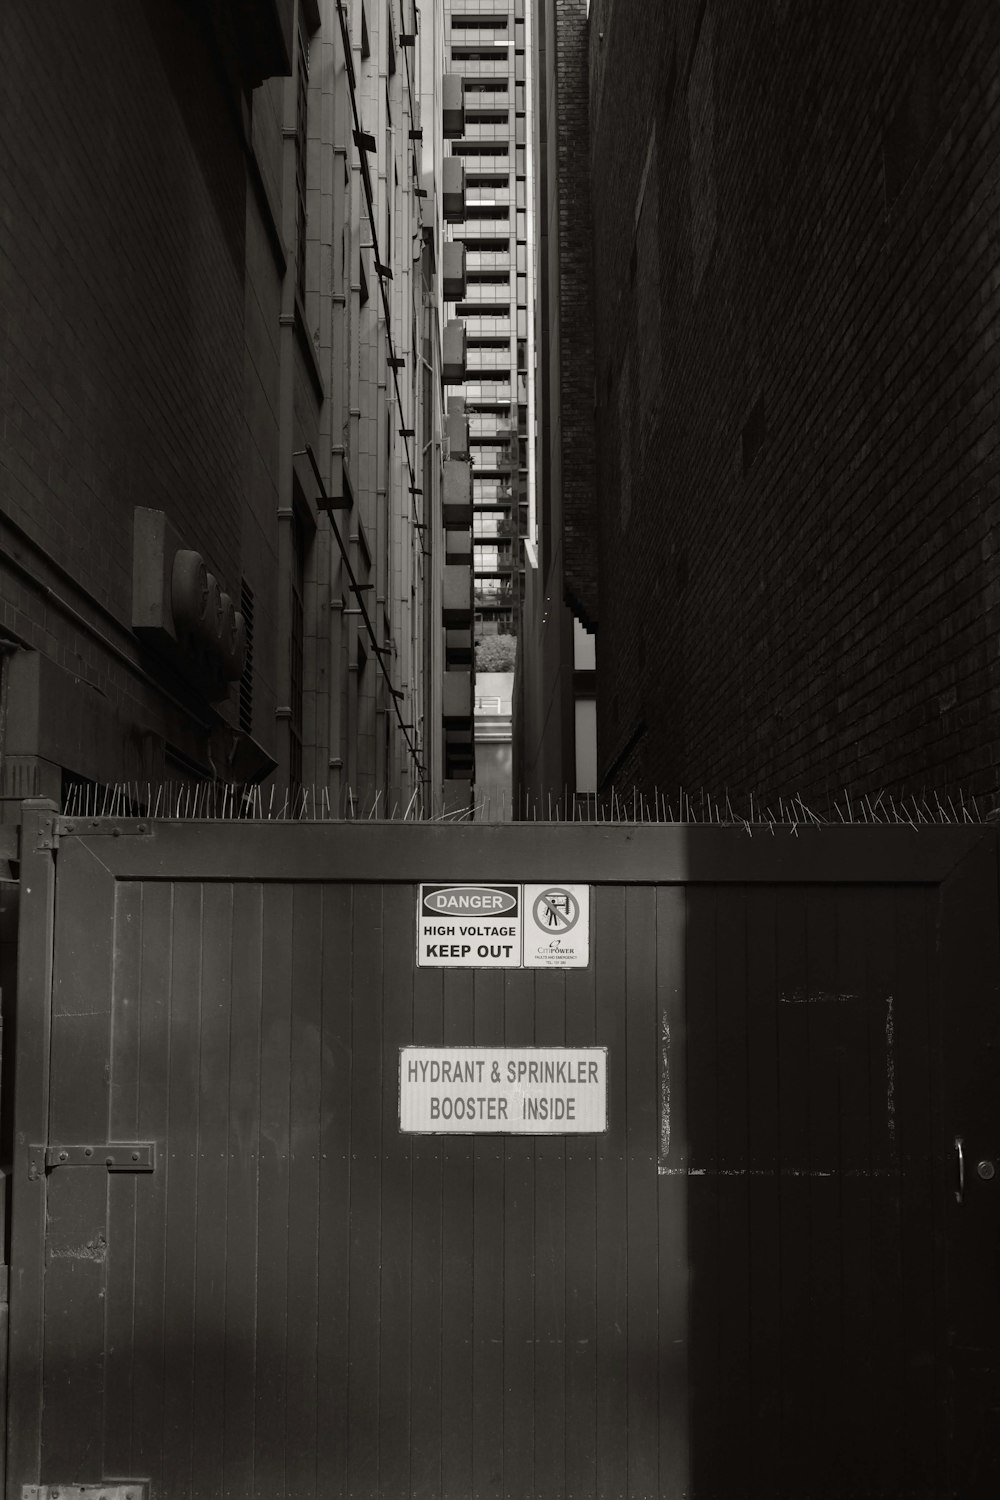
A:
[475,633,517,672]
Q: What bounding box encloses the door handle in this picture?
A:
[955,1136,965,1204]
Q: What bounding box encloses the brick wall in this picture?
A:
[0,1,250,761]
[547,0,598,633]
[590,0,1000,808]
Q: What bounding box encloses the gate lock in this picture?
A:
[27,1143,156,1181]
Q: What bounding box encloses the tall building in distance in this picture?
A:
[442,0,535,653]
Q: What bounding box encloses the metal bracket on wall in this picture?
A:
[57,819,155,840]
[27,1143,156,1181]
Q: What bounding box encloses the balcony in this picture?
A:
[457,285,510,312]
[443,564,473,626]
[457,219,511,244]
[443,669,473,726]
[445,742,474,784]
[443,157,466,224]
[467,185,511,206]
[463,381,512,409]
[443,320,467,384]
[445,626,473,667]
[446,526,473,564]
[446,399,470,460]
[443,241,467,302]
[443,460,473,528]
[443,74,465,140]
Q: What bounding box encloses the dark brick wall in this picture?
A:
[0,0,247,657]
[538,0,599,633]
[589,0,1000,808]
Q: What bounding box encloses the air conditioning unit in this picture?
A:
[132,508,246,700]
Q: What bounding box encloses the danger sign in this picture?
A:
[416,883,591,968]
[417,884,521,967]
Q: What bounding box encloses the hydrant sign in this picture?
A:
[416,883,590,968]
[400,1046,608,1133]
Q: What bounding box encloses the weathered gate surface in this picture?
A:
[5,802,1000,1498]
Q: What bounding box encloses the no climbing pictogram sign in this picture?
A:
[523,884,590,968]
[532,888,581,933]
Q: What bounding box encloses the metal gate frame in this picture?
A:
[5,798,1000,1499]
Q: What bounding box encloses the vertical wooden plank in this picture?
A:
[103,880,143,1479]
[502,964,534,1500]
[656,883,689,1500]
[744,885,781,1495]
[42,837,116,1481]
[129,880,173,1491]
[802,889,844,1477]
[533,967,566,1500]
[38,1172,109,1479]
[893,884,943,1493]
[684,884,720,1498]
[409,955,444,1500]
[774,884,811,1496]
[593,886,627,1497]
[160,880,203,1496]
[624,886,659,1498]
[861,884,905,1494]
[709,885,751,1495]
[223,882,264,1498]
[191,882,234,1491]
[564,956,598,1500]
[347,884,384,1495]
[285,883,323,1500]
[378,884,414,1500]
[828,887,877,1491]
[317,883,354,1500]
[441,966,474,1500]
[254,883,293,1498]
[471,967,504,1500]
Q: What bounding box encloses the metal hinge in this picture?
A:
[34,818,59,851]
[27,1143,156,1181]
[23,1486,148,1500]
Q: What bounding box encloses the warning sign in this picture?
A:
[399,1046,607,1133]
[523,883,590,968]
[417,883,521,967]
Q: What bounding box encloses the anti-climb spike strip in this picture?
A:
[56,784,990,826]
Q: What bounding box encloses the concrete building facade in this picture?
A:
[1,0,458,820]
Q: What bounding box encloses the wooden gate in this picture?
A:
[5,801,1000,1498]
